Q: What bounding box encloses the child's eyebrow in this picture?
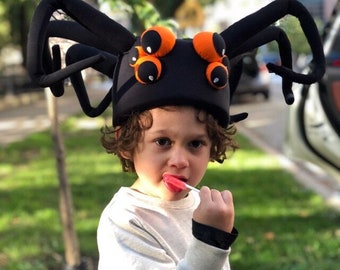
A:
[147,129,169,135]
[187,133,209,139]
[148,129,209,139]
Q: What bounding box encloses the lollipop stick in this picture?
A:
[184,182,199,192]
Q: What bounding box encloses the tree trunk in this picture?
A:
[45,89,82,269]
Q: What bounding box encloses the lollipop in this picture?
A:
[163,175,199,193]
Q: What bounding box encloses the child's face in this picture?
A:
[130,106,212,201]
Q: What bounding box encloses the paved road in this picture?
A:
[231,80,287,151]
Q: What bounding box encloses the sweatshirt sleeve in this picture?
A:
[177,238,232,270]
[192,219,238,249]
[176,220,238,270]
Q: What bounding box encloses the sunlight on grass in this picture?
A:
[0,163,13,176]
[0,207,61,265]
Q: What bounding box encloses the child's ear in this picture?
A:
[114,127,132,160]
[114,126,122,139]
[120,151,132,160]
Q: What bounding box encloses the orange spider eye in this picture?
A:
[134,55,162,84]
[141,26,176,57]
[129,46,146,67]
[206,62,228,89]
[193,32,226,62]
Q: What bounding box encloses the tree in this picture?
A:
[100,0,217,32]
[270,15,323,66]
[0,0,39,68]
[0,0,98,69]
[45,88,84,270]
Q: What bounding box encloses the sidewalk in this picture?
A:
[0,82,108,146]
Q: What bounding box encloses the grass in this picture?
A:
[0,115,339,270]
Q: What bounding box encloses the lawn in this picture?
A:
[0,115,339,270]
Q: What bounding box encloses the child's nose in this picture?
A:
[168,147,189,169]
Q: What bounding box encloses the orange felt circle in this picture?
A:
[141,26,176,57]
[193,32,225,63]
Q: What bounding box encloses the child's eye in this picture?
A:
[188,140,204,149]
[155,138,172,146]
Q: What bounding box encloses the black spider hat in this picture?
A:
[113,28,231,126]
[27,0,325,128]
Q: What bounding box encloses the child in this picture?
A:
[97,26,240,269]
[26,1,325,269]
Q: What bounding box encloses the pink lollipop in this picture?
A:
[163,175,199,192]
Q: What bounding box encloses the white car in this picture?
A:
[284,9,340,182]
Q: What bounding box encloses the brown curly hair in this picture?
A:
[101,106,238,172]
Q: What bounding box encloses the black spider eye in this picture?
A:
[193,31,229,89]
[134,56,162,84]
[131,26,175,84]
[140,26,176,57]
[142,30,161,55]
[212,33,226,57]
[206,62,228,89]
[129,46,145,66]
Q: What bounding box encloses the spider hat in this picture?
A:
[113,27,231,126]
[27,0,325,127]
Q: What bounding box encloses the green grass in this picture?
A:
[0,116,339,270]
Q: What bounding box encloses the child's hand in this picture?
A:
[193,186,234,233]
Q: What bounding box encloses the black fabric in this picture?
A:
[113,38,230,127]
[192,219,238,250]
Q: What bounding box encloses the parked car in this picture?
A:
[284,8,340,181]
[232,53,270,102]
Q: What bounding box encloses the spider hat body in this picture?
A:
[27,0,325,127]
[113,30,231,127]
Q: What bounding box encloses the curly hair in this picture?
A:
[101,107,238,172]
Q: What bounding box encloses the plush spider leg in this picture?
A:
[226,54,250,123]
[42,20,117,96]
[48,0,135,53]
[221,0,325,85]
[40,42,105,99]
[65,44,117,117]
[27,0,135,89]
[47,21,123,54]
[228,55,244,97]
[28,21,107,88]
[66,44,117,78]
[229,26,295,104]
[49,44,64,97]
